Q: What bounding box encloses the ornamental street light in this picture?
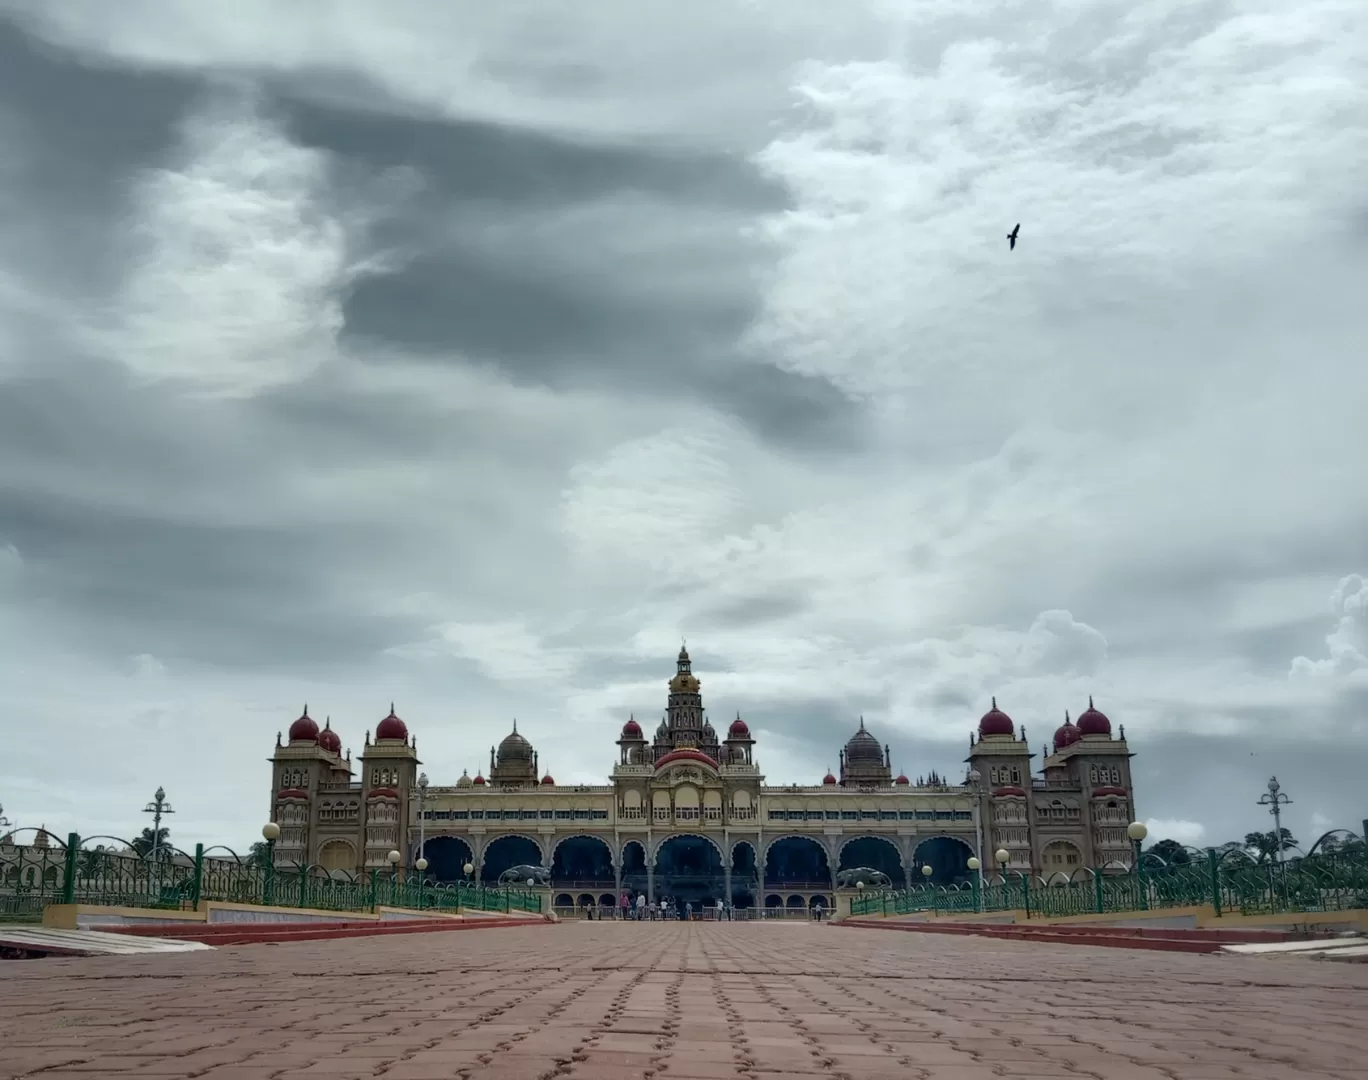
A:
[966,856,982,913]
[1127,821,1150,912]
[966,768,986,891]
[920,863,933,880]
[142,786,174,864]
[261,822,280,904]
[415,772,429,873]
[1257,777,1293,864]
[994,848,1010,867]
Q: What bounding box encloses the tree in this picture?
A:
[1243,828,1297,863]
[131,826,171,859]
[248,841,273,870]
[1145,839,1191,866]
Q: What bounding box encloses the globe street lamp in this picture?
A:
[415,772,429,873]
[261,822,280,905]
[1127,821,1150,911]
[414,856,429,910]
[966,856,982,913]
[920,863,933,880]
[966,767,986,891]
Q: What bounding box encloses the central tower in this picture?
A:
[652,645,722,763]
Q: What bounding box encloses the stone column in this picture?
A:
[724,864,732,903]
[646,863,655,903]
[614,859,622,895]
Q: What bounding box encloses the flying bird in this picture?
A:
[1007,223,1020,251]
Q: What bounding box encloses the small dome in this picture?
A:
[472,773,486,786]
[844,718,883,764]
[498,723,533,762]
[318,720,342,754]
[455,770,474,789]
[541,774,555,785]
[1076,697,1112,736]
[1053,712,1081,751]
[288,707,319,743]
[978,698,1014,737]
[728,716,750,738]
[895,773,910,785]
[375,705,408,742]
[621,717,643,738]
[822,770,837,785]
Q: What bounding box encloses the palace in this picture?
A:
[268,647,1137,912]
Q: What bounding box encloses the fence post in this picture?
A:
[62,833,79,905]
[1206,848,1222,917]
[368,868,378,913]
[971,875,981,914]
[191,844,204,909]
[1093,867,1105,914]
[1020,874,1031,919]
[299,864,309,909]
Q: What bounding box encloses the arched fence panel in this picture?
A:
[849,840,1367,921]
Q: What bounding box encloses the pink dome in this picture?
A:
[1076,697,1112,737]
[978,698,1014,737]
[288,708,319,743]
[318,722,342,754]
[375,704,408,742]
[729,716,750,738]
[822,771,837,785]
[621,717,642,738]
[894,773,910,785]
[472,773,486,786]
[541,774,555,785]
[1052,713,1081,751]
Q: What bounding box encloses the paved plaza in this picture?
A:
[2,922,1365,1080]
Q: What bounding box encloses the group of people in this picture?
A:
[586,893,736,920]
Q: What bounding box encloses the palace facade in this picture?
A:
[268,647,1137,911]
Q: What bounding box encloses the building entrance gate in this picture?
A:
[653,835,726,910]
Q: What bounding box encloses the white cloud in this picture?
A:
[101,95,362,397]
[1144,818,1206,847]
[1290,574,1368,679]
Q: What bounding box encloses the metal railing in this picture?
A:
[848,839,1368,920]
[0,830,543,919]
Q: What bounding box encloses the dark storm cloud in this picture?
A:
[2,486,424,671]
[0,19,200,291]
[251,94,865,451]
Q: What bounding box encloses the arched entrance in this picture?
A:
[764,836,830,888]
[731,841,758,908]
[654,835,725,907]
[422,836,474,883]
[480,835,543,884]
[1040,840,1083,875]
[317,839,356,873]
[837,836,903,881]
[551,836,615,886]
[913,836,973,885]
[620,840,647,895]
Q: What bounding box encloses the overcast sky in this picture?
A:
[1,1,1365,855]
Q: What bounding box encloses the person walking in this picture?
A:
[715,897,724,921]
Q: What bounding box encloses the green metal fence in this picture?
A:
[0,830,543,919]
[848,842,1368,919]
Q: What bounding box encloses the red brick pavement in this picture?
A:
[2,921,1365,1079]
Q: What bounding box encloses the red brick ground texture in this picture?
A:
[2,921,1364,1080]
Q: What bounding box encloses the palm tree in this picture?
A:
[131,826,171,860]
[1244,828,1297,863]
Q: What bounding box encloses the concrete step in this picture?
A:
[0,927,214,959]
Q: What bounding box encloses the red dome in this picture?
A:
[977,698,1014,737]
[375,704,408,742]
[541,774,555,785]
[992,785,1028,797]
[822,771,837,785]
[367,787,399,799]
[288,708,319,743]
[1052,714,1081,751]
[276,787,309,800]
[1092,785,1128,797]
[318,724,342,754]
[1076,697,1111,737]
[729,716,750,738]
[472,773,486,786]
[654,748,718,771]
[621,718,642,738]
[894,773,910,785]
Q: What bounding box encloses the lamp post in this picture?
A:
[1127,821,1149,911]
[387,849,401,906]
[143,786,174,898]
[966,768,986,892]
[143,786,174,863]
[967,856,982,913]
[415,772,429,873]
[1256,777,1292,864]
[261,822,280,905]
[414,856,428,910]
